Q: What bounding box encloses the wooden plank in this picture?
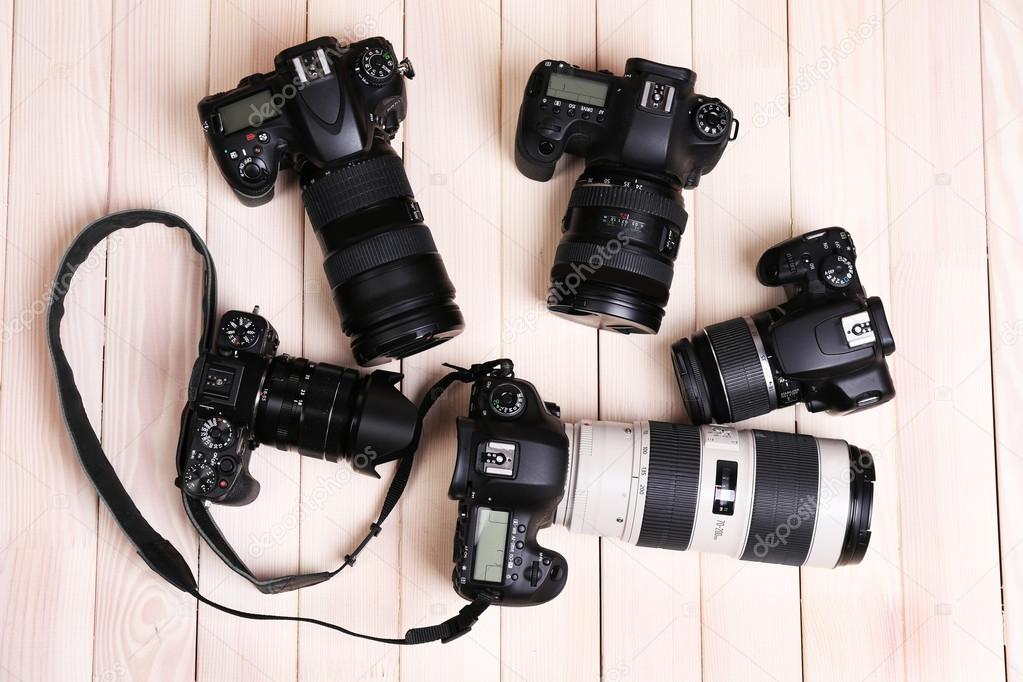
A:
[499,1,601,680]
[787,3,907,680]
[297,4,405,680]
[0,0,113,679]
[594,2,703,681]
[398,0,503,679]
[690,1,804,679]
[94,0,211,678]
[198,1,307,680]
[980,1,1023,680]
[398,0,507,678]
[0,0,10,378]
[882,0,1005,679]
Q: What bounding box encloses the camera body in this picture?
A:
[177,308,416,506]
[753,228,896,413]
[673,228,897,424]
[448,371,569,606]
[199,36,413,206]
[515,59,736,187]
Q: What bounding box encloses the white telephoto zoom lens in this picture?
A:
[555,420,873,567]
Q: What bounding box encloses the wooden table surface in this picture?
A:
[1,0,1020,680]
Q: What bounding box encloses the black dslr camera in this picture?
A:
[672,228,897,425]
[177,308,417,505]
[515,59,738,334]
[198,36,463,367]
[448,361,875,607]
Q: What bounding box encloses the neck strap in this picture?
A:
[47,209,493,644]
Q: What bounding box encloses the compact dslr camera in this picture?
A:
[177,308,417,505]
[199,36,463,367]
[672,228,896,425]
[515,59,738,334]
[449,362,873,607]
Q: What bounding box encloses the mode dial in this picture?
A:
[223,314,258,349]
[821,254,855,288]
[200,416,235,450]
[489,383,526,418]
[357,47,396,85]
[694,101,731,139]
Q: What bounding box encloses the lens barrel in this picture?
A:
[547,167,687,335]
[302,142,464,367]
[557,420,873,568]
[253,356,417,471]
[672,315,776,424]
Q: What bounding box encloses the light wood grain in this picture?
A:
[0,2,112,679]
[398,0,504,679]
[787,2,907,680]
[499,1,602,680]
[197,1,307,680]
[981,1,1023,680]
[95,0,211,678]
[883,0,1005,679]
[0,1,1016,679]
[297,2,406,680]
[691,1,803,679]
[594,2,704,681]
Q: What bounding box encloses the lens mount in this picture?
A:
[547,168,687,335]
[302,142,464,367]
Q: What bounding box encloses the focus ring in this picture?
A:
[704,318,772,422]
[322,226,438,288]
[569,184,688,228]
[740,431,820,565]
[637,422,701,551]
[553,242,674,288]
[301,154,414,231]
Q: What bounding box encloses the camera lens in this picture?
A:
[253,356,417,470]
[301,140,464,367]
[555,420,873,567]
[547,167,687,335]
[671,315,776,424]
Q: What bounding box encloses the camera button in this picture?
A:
[218,457,236,474]
[513,556,522,566]
[515,540,524,549]
[517,524,526,533]
[257,131,270,143]
[538,140,555,155]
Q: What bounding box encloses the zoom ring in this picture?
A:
[553,242,675,288]
[704,318,772,422]
[740,431,820,565]
[301,154,414,231]
[637,422,702,551]
[569,184,688,228]
[322,226,438,288]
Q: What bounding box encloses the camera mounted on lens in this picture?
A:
[198,36,463,367]
[177,308,418,506]
[673,228,897,424]
[448,367,570,606]
[514,59,738,334]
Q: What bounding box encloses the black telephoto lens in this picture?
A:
[671,315,776,424]
[547,166,687,335]
[301,137,464,367]
[254,356,417,471]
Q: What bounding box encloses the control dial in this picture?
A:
[223,314,258,349]
[357,47,396,85]
[200,416,235,450]
[183,458,217,496]
[694,102,731,139]
[821,254,855,288]
[489,383,526,418]
[237,156,267,183]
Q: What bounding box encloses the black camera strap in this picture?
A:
[48,209,493,644]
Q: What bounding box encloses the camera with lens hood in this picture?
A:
[514,59,738,334]
[199,36,463,367]
[672,228,896,425]
[177,308,417,506]
[448,362,873,607]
